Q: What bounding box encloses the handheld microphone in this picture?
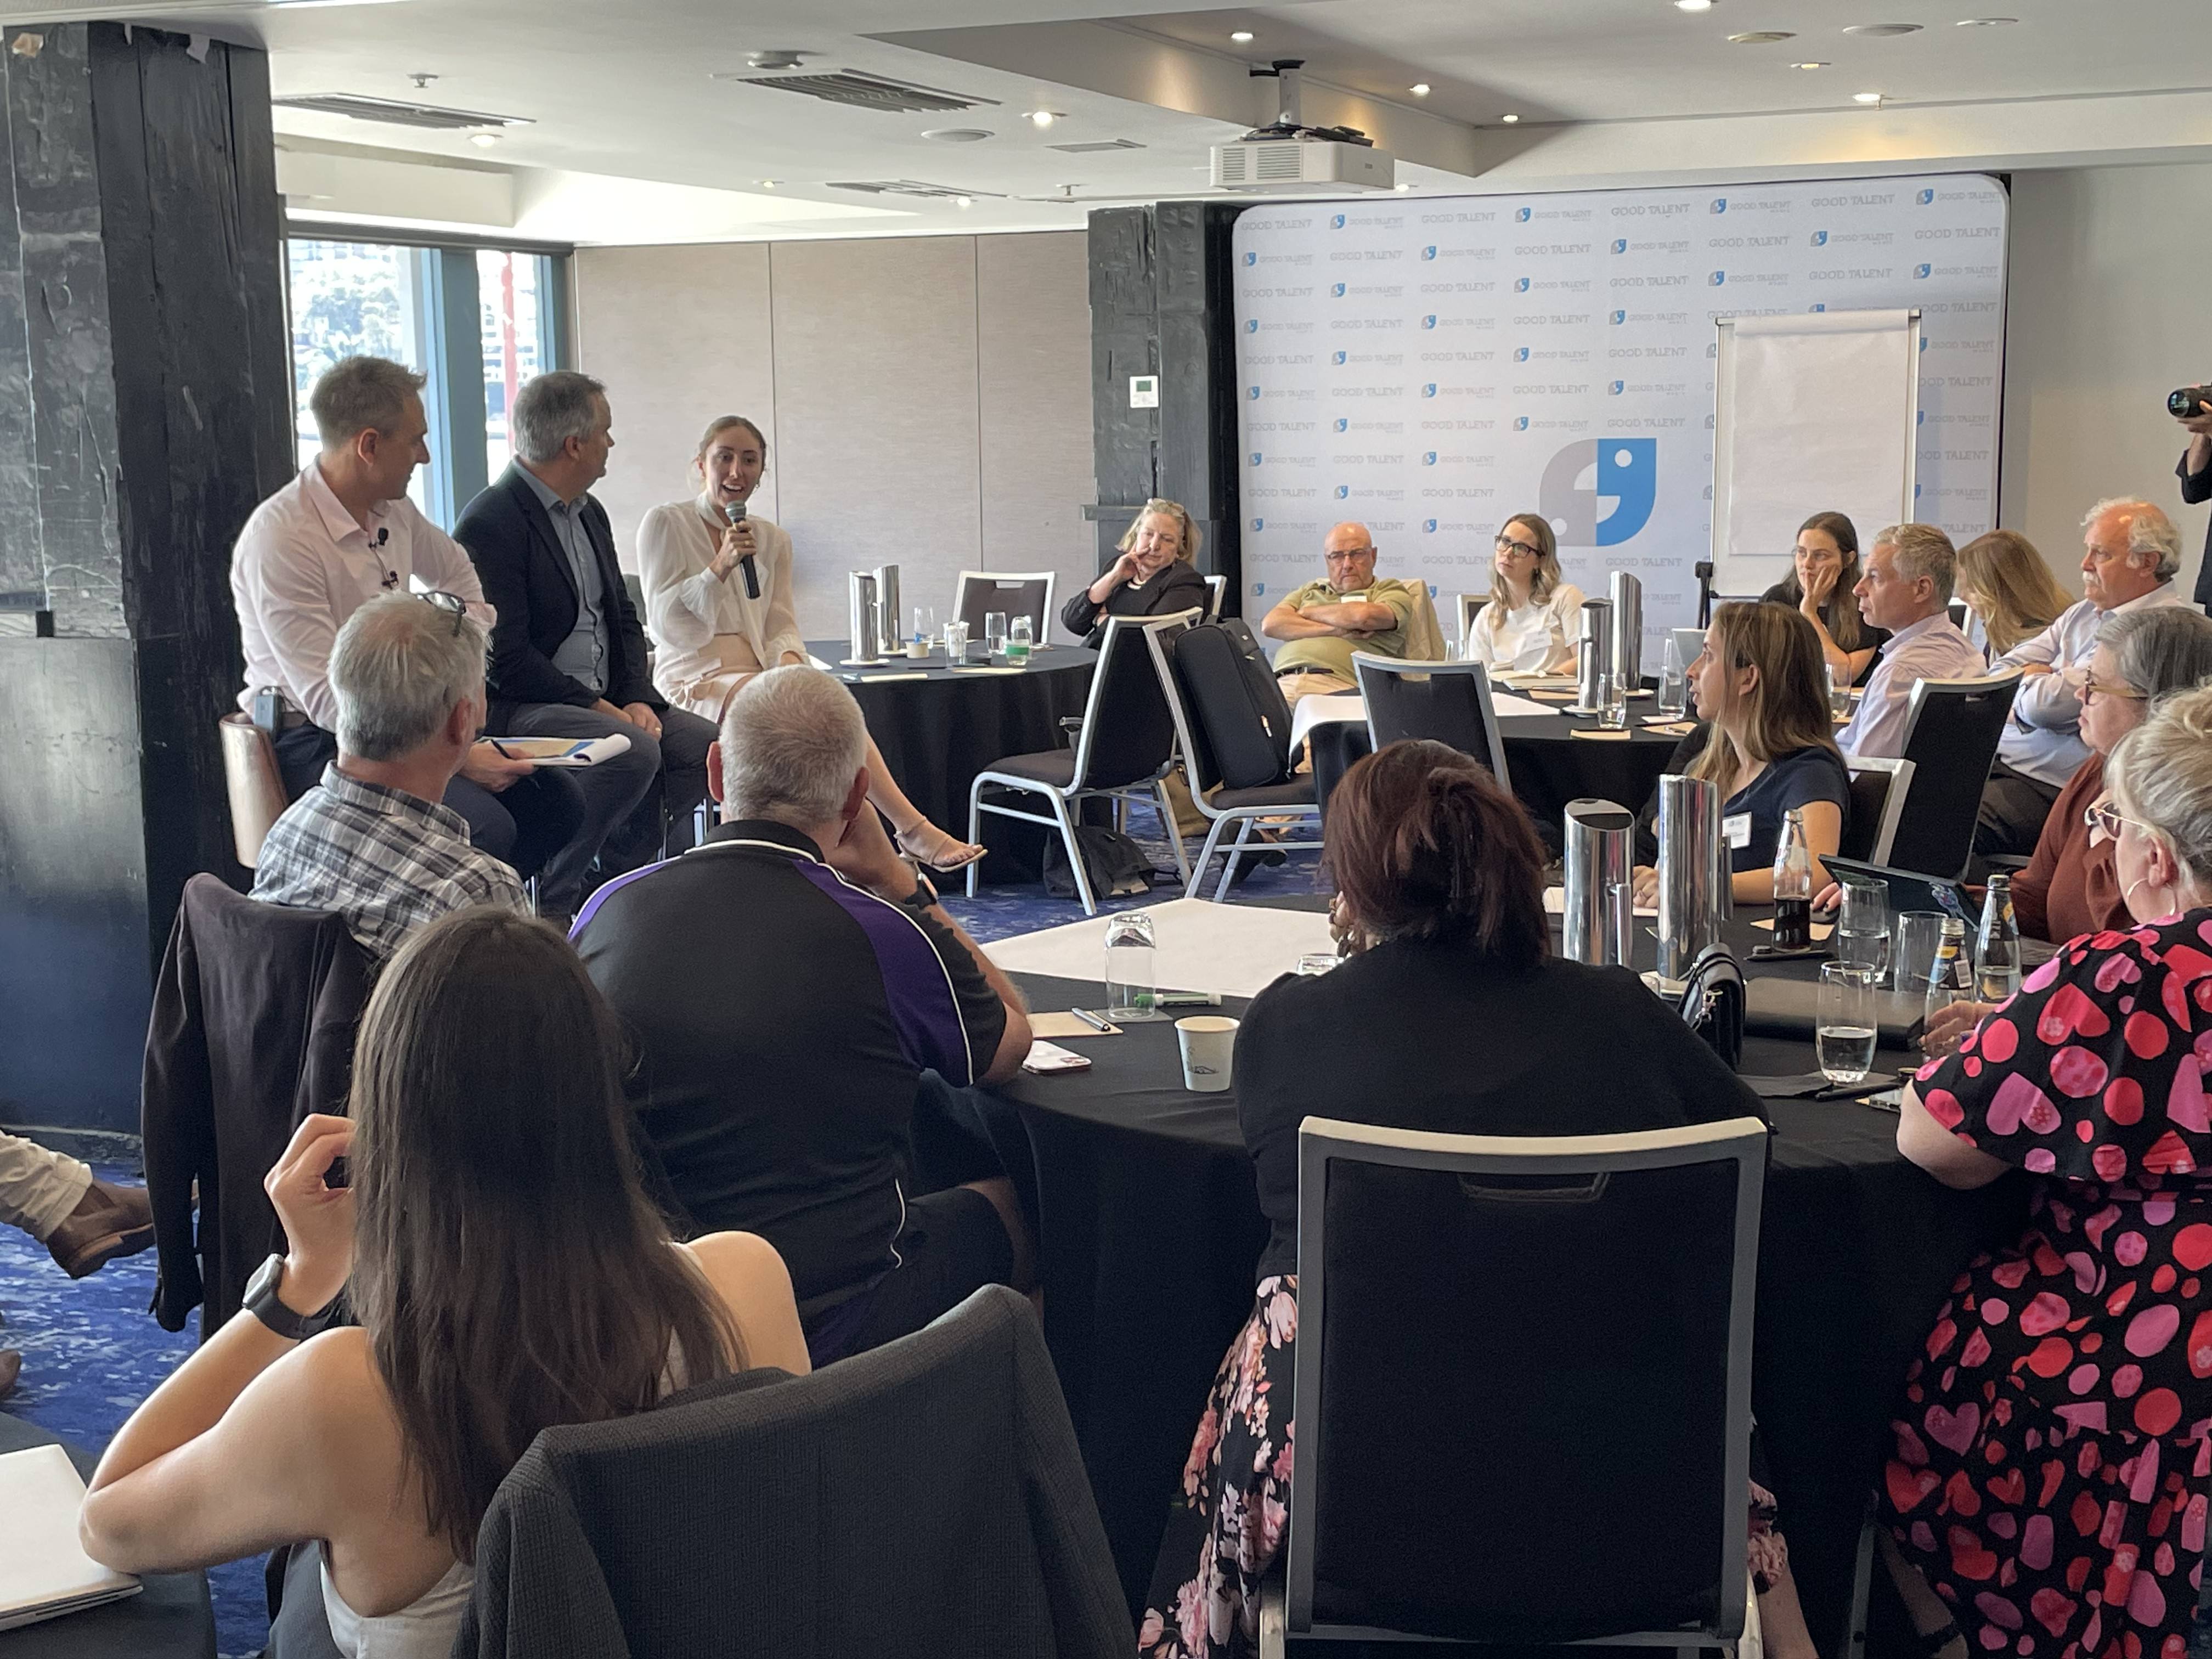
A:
[721,501,760,600]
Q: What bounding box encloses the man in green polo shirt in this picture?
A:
[1260,520,1423,706]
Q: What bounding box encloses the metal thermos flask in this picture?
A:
[848,572,880,663]
[1562,798,1637,969]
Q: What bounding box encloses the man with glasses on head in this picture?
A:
[1974,496,2192,862]
[1259,521,1425,706]
[231,354,582,890]
[251,592,527,966]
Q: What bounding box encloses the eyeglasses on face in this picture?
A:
[1323,547,1374,562]
[2085,800,2148,839]
[2080,674,2148,703]
[421,590,471,636]
[1494,535,1542,560]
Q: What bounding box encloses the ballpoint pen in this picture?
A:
[1070,1008,1113,1033]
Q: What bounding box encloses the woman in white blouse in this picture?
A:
[1466,512,1584,675]
[634,415,983,871]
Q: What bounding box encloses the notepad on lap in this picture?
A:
[478,733,633,769]
[0,1444,140,1630]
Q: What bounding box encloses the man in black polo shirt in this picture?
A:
[573,665,1032,1363]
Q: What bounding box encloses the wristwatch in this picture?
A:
[242,1252,345,1341]
[895,871,940,915]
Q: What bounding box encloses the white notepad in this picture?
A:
[0,1444,142,1631]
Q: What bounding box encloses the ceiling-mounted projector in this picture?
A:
[1211,59,1397,194]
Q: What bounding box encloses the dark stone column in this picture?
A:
[1084,200,1247,612]
[0,24,289,1137]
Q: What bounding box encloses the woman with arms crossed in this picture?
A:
[80,908,809,1657]
[635,415,983,871]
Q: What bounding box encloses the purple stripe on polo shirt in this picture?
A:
[789,861,976,1087]
[569,856,672,939]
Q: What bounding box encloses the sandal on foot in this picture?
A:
[896,823,987,872]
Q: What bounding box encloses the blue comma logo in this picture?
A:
[1514,415,1530,432]
[1420,383,1437,397]
[1810,230,1829,247]
[1917,409,1926,425]
[1244,318,1259,334]
[1250,518,1265,531]
[1711,197,1727,215]
[1539,437,1658,548]
[1515,346,1531,362]
[1608,380,1625,396]
[1420,314,1436,329]
[1515,206,1532,222]
[1331,282,1347,297]
[1612,238,1627,253]
[1920,337,1928,351]
[1249,452,1263,466]
[1515,276,1531,292]
[1331,214,1347,229]
[1421,452,1437,465]
[1333,417,1349,432]
[1808,303,1827,313]
[1422,518,1438,533]
[1918,188,1936,205]
[1420,245,1437,259]
[1335,484,1350,499]
[1333,350,1348,365]
[1915,483,1923,498]
[1610,309,1627,325]
[1709,270,1726,286]
[1248,386,1261,399]
[1914,263,1932,279]
[1243,250,1257,266]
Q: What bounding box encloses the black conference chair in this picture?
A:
[966,611,1198,914]
[1154,623,1322,901]
[1888,670,2021,880]
[953,569,1057,642]
[1839,756,1915,864]
[1266,1115,1769,1656]
[1453,592,1489,657]
[1204,573,1228,620]
[1351,653,1513,788]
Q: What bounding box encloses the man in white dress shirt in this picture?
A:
[1974,497,2192,860]
[230,356,582,883]
[1835,524,1985,761]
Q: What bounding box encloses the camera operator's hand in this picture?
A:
[2179,396,2212,441]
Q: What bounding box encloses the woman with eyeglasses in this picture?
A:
[1875,680,2212,1659]
[1059,499,1212,649]
[1760,511,1888,686]
[1464,512,1584,675]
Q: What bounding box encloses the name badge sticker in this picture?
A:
[1723,812,1752,851]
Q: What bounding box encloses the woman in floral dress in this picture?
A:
[1882,683,2212,1659]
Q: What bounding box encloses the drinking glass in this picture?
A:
[911,606,938,649]
[1656,637,1688,718]
[1833,876,1891,981]
[943,619,970,664]
[1893,911,1947,997]
[1816,963,1878,1084]
[1103,911,1156,1021]
[1825,661,1851,720]
[984,611,1009,656]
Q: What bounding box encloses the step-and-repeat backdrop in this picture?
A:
[1233,172,2009,651]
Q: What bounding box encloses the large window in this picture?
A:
[283,235,566,528]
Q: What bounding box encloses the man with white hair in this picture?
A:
[454,371,714,908]
[1835,523,1985,761]
[573,666,1032,1365]
[1976,497,2192,860]
[252,592,526,964]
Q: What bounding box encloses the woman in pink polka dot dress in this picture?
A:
[1879,684,2212,1659]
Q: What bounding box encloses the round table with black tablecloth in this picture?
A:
[0,1413,215,1659]
[805,641,1097,878]
[993,917,2025,1647]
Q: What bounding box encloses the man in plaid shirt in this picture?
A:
[254,592,527,964]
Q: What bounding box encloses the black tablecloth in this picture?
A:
[1306,693,1685,829]
[805,641,1097,874]
[0,1414,215,1659]
[998,941,2025,1644]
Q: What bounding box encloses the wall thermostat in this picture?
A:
[1128,375,1159,409]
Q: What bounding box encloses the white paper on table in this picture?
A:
[984,897,1335,1000]
[0,1445,140,1631]
[1287,689,1562,750]
[1543,885,1658,919]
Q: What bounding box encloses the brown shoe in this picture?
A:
[46,1177,156,1279]
[0,1349,18,1401]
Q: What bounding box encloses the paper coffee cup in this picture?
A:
[1176,1015,1239,1092]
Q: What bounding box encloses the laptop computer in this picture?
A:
[1818,854,2057,967]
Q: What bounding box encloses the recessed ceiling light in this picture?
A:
[954,195,973,208]
[1673,0,1715,10]
[1026,109,1058,128]
[1229,29,1254,42]
[1729,31,1795,43]
[1791,60,1830,69]
[1852,91,1884,104]
[922,127,993,143]
[1409,82,1431,95]
[757,178,780,188]
[1955,14,2017,23]
[1500,112,1520,123]
[468,132,499,148]
[1843,21,1923,35]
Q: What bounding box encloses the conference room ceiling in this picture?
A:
[75,0,2212,244]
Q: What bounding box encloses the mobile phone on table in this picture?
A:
[1022,1040,1093,1075]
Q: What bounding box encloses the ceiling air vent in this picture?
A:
[1047,138,1146,154]
[713,69,994,114]
[825,179,1002,200]
[273,93,532,131]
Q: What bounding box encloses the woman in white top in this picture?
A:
[635,415,983,871]
[79,908,811,1659]
[1465,511,1584,675]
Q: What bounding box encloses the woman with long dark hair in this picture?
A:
[80,908,809,1655]
[1762,511,1888,685]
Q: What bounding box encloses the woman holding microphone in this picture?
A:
[635,415,983,871]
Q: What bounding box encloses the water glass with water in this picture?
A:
[1103,912,1156,1021]
[1597,672,1628,730]
[1825,661,1851,720]
[911,606,938,650]
[1816,963,1878,1084]
[943,619,970,664]
[1893,911,1947,997]
[984,611,1008,656]
[1656,637,1687,718]
[1833,876,1890,981]
[1007,614,1034,665]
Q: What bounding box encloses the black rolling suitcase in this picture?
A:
[1172,620,1293,789]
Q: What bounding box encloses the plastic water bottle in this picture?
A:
[1925,916,1975,1026]
[1103,911,1156,1021]
[1770,808,1815,949]
[1976,874,2022,1003]
[1656,636,1687,718]
[1007,614,1033,665]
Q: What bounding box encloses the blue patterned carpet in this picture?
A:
[0,804,1325,1656]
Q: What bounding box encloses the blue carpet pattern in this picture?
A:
[0,798,1326,1656]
